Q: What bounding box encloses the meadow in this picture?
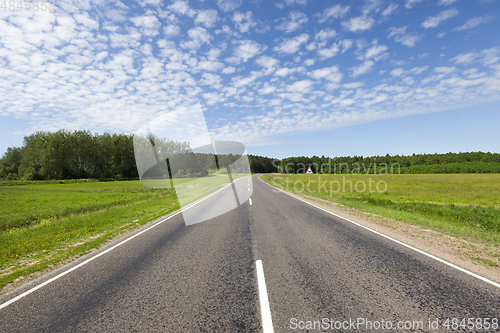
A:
[0,179,181,290]
[261,174,500,247]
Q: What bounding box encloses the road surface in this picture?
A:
[1,175,499,332]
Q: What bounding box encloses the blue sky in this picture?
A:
[0,0,499,159]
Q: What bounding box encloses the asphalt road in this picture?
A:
[1,175,499,332]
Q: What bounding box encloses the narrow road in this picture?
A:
[1,175,499,332]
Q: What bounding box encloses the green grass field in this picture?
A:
[261,174,500,246]
[0,179,183,291]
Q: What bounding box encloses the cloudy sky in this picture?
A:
[0,0,499,158]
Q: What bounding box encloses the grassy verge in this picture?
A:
[260,174,500,246]
[0,180,180,291]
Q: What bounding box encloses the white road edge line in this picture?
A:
[249,198,252,205]
[260,177,500,289]
[256,260,274,333]
[0,178,245,310]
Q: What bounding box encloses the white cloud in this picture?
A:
[341,39,353,53]
[362,0,384,14]
[317,43,340,60]
[455,16,493,31]
[308,66,342,83]
[228,39,265,64]
[275,0,308,8]
[274,67,292,77]
[435,66,456,74]
[286,79,313,93]
[314,28,337,41]
[232,11,257,33]
[258,82,277,95]
[451,48,499,67]
[217,0,242,12]
[387,26,406,37]
[438,0,457,5]
[276,11,309,33]
[343,81,364,89]
[317,4,350,23]
[168,1,196,17]
[390,68,404,77]
[255,55,279,68]
[197,59,225,71]
[421,8,460,28]
[203,92,223,105]
[200,72,222,88]
[410,66,429,74]
[351,61,375,77]
[195,9,218,28]
[452,52,479,65]
[481,47,500,66]
[306,42,317,51]
[381,3,398,16]
[402,77,414,85]
[387,26,422,47]
[405,0,424,9]
[232,74,259,88]
[339,98,355,106]
[130,15,161,36]
[397,34,421,47]
[222,66,236,74]
[164,24,181,36]
[364,42,389,60]
[73,13,99,30]
[136,0,163,6]
[303,59,315,66]
[273,33,309,54]
[341,16,375,32]
[181,27,212,49]
[108,28,141,48]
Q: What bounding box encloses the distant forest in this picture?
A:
[1,130,500,180]
[279,153,500,174]
[0,130,278,180]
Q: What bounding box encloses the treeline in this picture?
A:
[279,152,500,174]
[0,130,279,180]
[248,154,279,173]
[1,130,138,180]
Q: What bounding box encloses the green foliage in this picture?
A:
[1,130,280,181]
[0,147,22,179]
[278,152,500,174]
[1,130,139,181]
[248,154,280,173]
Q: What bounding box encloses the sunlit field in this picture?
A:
[0,179,178,290]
